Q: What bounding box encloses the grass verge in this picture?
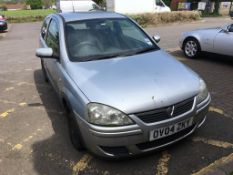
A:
[1,9,55,23]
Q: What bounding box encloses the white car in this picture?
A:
[180,23,233,58]
[56,0,101,12]
[106,0,171,14]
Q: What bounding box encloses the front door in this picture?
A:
[214,24,233,56]
[44,19,61,92]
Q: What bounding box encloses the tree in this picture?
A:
[43,0,53,9]
[26,0,42,9]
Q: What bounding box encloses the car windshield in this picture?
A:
[65,18,160,62]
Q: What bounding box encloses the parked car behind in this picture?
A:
[0,14,7,31]
[106,0,171,14]
[56,0,101,12]
[180,23,233,58]
[36,12,211,158]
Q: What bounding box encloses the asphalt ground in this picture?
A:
[0,18,233,175]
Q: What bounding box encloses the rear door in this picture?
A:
[214,24,233,56]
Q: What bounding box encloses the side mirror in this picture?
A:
[153,35,161,43]
[36,48,54,58]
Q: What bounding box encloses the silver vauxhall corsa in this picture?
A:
[36,12,211,158]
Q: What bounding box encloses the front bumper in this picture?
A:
[179,36,185,49]
[75,95,211,158]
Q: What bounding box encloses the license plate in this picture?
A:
[149,117,193,141]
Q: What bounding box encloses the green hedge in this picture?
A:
[2,10,201,25]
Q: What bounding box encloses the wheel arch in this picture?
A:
[60,87,88,119]
[61,95,71,114]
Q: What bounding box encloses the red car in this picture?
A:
[0,14,7,31]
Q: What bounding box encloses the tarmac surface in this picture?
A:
[0,18,233,175]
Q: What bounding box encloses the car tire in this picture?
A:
[183,38,201,59]
[68,111,85,151]
[40,59,49,83]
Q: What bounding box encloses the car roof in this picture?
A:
[57,11,127,22]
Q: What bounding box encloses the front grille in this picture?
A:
[100,146,129,156]
[135,98,194,123]
[173,98,194,116]
[136,125,195,150]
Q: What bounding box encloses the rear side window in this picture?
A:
[46,19,60,57]
[41,17,50,39]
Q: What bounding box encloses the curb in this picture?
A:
[166,47,181,53]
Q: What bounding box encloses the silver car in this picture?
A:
[180,23,233,58]
[36,12,211,158]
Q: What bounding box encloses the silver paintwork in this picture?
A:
[37,12,210,158]
[68,50,201,115]
[180,24,233,57]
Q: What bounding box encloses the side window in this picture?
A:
[41,17,50,39]
[46,19,60,57]
[92,3,100,10]
[156,0,164,7]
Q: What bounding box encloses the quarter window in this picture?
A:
[46,19,60,57]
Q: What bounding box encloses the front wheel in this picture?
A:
[183,38,201,59]
[68,112,85,151]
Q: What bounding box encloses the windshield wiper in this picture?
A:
[80,48,157,62]
[134,47,157,55]
[82,54,122,62]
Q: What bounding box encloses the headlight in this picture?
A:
[87,103,134,126]
[196,79,209,104]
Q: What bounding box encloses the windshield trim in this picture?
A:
[64,18,160,62]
